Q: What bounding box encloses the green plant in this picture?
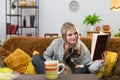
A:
[114,28,120,37]
[83,13,102,26]
[9,0,17,9]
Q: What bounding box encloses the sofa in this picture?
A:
[0,36,120,79]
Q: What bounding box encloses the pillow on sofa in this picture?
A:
[24,50,39,74]
[103,51,118,77]
[96,51,118,78]
[24,61,37,74]
[4,48,31,73]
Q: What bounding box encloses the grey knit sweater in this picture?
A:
[43,38,104,73]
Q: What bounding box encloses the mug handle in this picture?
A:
[58,63,65,75]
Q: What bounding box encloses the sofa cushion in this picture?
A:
[103,51,118,77]
[24,50,39,74]
[96,65,105,78]
[96,51,118,78]
[24,60,37,74]
[4,48,31,73]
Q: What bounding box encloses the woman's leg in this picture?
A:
[32,54,45,74]
[72,66,90,74]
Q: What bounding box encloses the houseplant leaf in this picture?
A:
[83,13,102,26]
[9,0,17,9]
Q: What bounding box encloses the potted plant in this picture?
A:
[83,13,102,31]
[9,0,18,9]
[9,0,17,14]
[114,28,120,37]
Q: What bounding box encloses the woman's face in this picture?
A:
[66,28,78,45]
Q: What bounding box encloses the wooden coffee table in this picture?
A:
[15,74,98,80]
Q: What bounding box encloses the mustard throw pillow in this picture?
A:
[96,51,118,78]
[103,51,118,77]
[24,50,39,74]
[96,66,105,78]
[24,61,37,74]
[4,48,31,73]
[32,50,39,56]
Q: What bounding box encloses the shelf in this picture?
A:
[18,6,38,9]
[6,14,21,16]
[6,33,22,35]
[6,0,39,39]
[87,31,111,37]
[19,26,38,28]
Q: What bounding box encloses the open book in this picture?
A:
[91,32,111,61]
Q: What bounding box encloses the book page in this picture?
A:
[91,33,98,60]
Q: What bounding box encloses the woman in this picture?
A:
[32,22,105,74]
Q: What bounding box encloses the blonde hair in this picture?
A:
[61,22,81,51]
[61,22,79,38]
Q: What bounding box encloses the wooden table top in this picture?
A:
[15,74,98,80]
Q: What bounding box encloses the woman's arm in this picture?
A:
[43,38,64,61]
[88,60,105,73]
[78,40,106,73]
[43,39,56,60]
[74,40,93,69]
[88,52,106,73]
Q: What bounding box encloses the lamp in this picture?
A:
[110,0,120,11]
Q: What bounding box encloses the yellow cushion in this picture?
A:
[96,51,118,78]
[103,51,118,77]
[4,48,31,73]
[24,50,39,74]
[24,61,37,74]
[32,50,39,56]
[96,66,105,78]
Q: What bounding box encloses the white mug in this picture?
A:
[45,60,65,80]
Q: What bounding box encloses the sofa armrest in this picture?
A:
[0,56,6,67]
[0,47,12,57]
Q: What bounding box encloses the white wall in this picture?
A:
[0,0,6,43]
[39,0,120,37]
[0,0,120,43]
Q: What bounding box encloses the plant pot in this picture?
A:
[103,25,110,31]
[90,26,95,31]
[11,9,16,14]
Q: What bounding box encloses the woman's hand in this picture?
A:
[98,52,106,64]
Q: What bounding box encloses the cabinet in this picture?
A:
[6,0,20,39]
[87,31,111,37]
[5,0,39,39]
